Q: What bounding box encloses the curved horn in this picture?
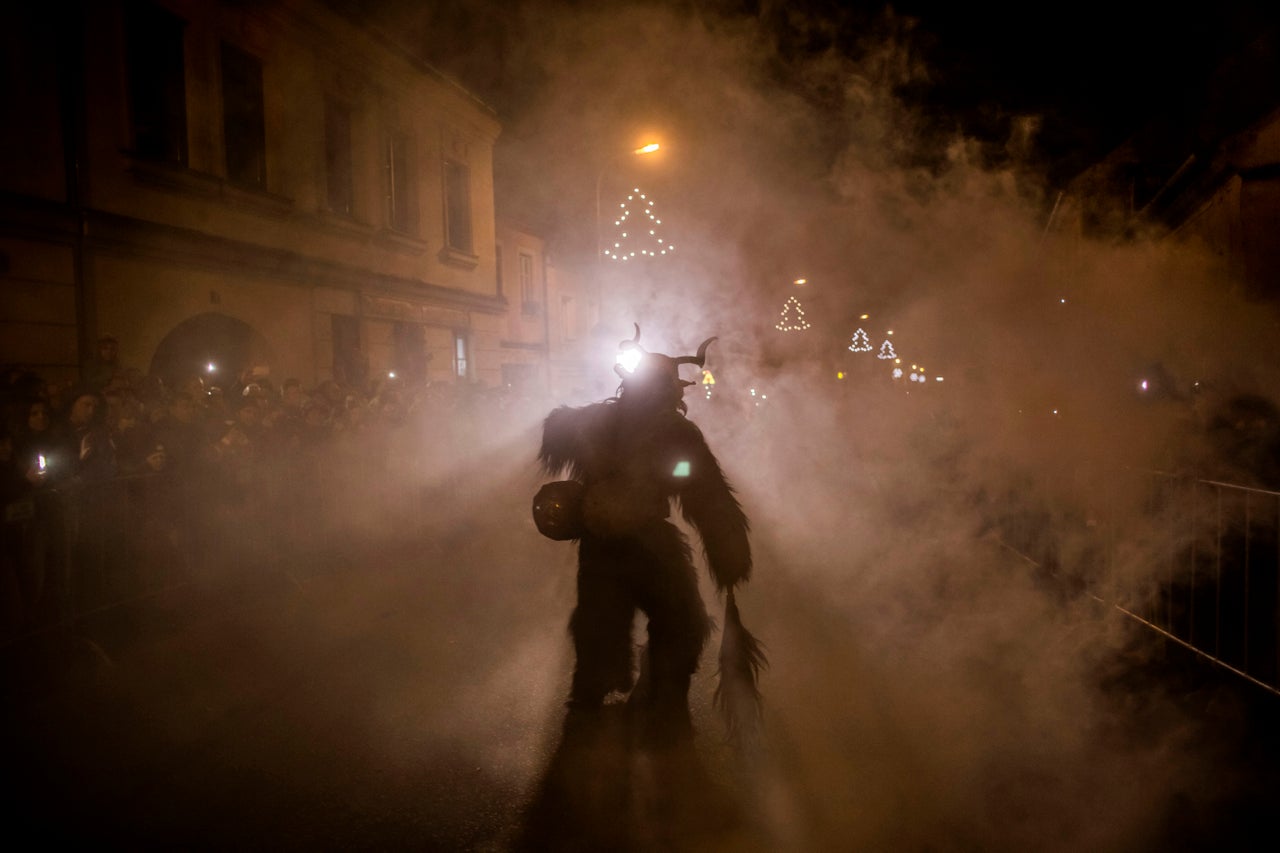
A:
[617,323,644,353]
[673,336,718,367]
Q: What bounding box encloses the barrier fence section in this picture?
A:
[995,469,1280,697]
[0,430,477,646]
[1127,473,1280,695]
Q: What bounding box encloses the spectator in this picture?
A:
[12,399,55,476]
[110,394,156,475]
[46,388,116,484]
[83,335,122,390]
[151,392,210,474]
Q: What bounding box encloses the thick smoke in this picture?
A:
[311,1,1280,848]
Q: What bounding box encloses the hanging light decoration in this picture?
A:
[775,295,811,331]
[604,187,675,261]
[848,328,872,352]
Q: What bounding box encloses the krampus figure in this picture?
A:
[534,325,763,744]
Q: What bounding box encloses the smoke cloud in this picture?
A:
[63,2,1270,849]
[390,2,1276,848]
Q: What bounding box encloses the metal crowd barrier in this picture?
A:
[1,471,206,641]
[0,406,524,646]
[994,469,1280,697]
[1125,473,1280,695]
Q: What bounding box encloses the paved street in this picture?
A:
[3,459,1279,851]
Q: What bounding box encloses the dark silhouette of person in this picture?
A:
[535,325,756,745]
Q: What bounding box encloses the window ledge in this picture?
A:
[125,155,294,217]
[126,157,222,198]
[439,244,480,269]
[222,181,294,217]
[307,210,375,238]
[374,228,428,255]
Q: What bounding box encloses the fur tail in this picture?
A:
[714,587,766,749]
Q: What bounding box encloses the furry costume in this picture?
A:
[537,329,757,736]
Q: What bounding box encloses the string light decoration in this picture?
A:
[603,187,676,262]
[877,339,897,360]
[775,295,811,331]
[848,328,872,352]
[702,368,715,400]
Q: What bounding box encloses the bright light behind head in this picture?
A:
[616,347,643,374]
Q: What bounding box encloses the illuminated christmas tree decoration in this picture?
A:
[848,328,872,352]
[605,186,674,261]
[775,295,811,331]
[877,339,897,359]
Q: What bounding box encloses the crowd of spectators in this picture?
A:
[1,339,549,637]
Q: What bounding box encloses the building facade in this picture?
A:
[0,0,526,393]
[1055,30,1280,302]
[494,218,600,401]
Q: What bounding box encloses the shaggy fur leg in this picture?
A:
[569,539,637,706]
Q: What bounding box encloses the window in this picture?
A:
[453,331,469,379]
[385,131,414,233]
[125,1,187,164]
[443,160,473,252]
[220,43,265,187]
[392,321,425,382]
[331,314,364,388]
[519,252,537,315]
[495,244,504,297]
[324,98,353,215]
[501,363,534,391]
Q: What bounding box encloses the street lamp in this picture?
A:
[595,142,662,269]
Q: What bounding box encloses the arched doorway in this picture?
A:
[150,312,273,391]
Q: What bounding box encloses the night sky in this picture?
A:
[353,0,1279,188]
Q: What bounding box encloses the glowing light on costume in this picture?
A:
[207,362,217,373]
[848,328,872,352]
[616,347,643,373]
[605,187,673,261]
[775,295,810,331]
[672,460,691,478]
